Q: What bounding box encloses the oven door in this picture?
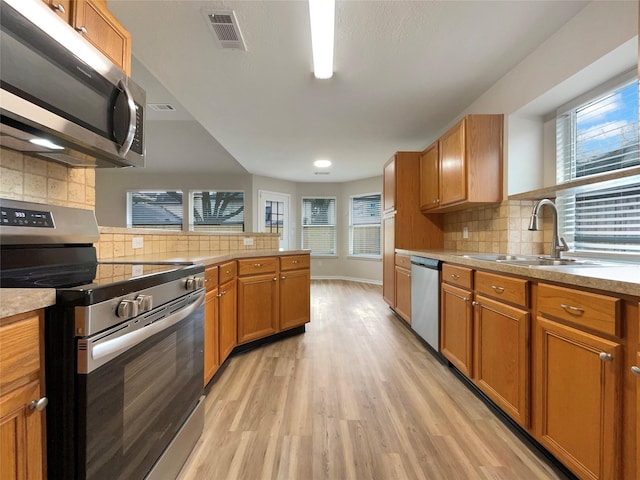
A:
[75,290,204,480]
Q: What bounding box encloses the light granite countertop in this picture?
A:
[0,250,309,318]
[396,249,640,298]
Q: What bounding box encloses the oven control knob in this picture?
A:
[185,278,196,290]
[117,299,139,318]
[136,295,153,312]
[195,277,205,289]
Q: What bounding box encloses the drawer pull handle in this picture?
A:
[631,366,640,376]
[254,263,263,267]
[560,304,584,315]
[76,26,88,35]
[29,397,48,412]
[599,352,613,362]
[292,260,298,264]
[226,270,231,275]
[52,3,66,13]
[491,285,505,293]
[451,274,460,280]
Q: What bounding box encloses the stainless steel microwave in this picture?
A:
[0,0,145,168]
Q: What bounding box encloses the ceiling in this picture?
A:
[108,0,590,183]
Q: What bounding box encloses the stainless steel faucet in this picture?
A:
[528,199,569,259]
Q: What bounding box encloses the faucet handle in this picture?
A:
[558,236,569,252]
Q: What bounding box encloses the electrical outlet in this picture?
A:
[243,237,254,246]
[132,237,144,249]
[463,227,469,239]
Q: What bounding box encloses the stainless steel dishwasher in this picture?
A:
[410,256,441,353]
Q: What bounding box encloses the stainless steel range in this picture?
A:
[0,198,205,480]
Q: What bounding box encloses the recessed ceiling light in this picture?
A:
[314,159,331,168]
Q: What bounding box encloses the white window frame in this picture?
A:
[348,192,382,259]
[301,196,337,256]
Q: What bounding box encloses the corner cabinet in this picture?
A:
[382,152,444,312]
[421,114,503,213]
[0,310,46,480]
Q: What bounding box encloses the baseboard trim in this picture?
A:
[310,276,382,285]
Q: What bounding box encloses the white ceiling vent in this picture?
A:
[204,10,247,51]
[148,103,176,112]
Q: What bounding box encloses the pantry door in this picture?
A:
[258,190,290,250]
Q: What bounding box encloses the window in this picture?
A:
[555,75,640,254]
[302,197,336,255]
[128,191,183,230]
[190,191,244,232]
[349,193,381,257]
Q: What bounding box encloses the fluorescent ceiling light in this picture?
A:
[308,0,335,79]
[29,138,64,150]
[314,159,332,168]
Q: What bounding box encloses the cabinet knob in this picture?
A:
[29,397,48,412]
[599,352,613,362]
[76,26,88,35]
[51,3,66,13]
[471,301,478,307]
[631,366,640,377]
[216,293,222,298]
[463,297,470,302]
[281,276,286,280]
[273,277,277,281]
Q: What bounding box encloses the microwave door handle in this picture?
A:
[117,79,137,156]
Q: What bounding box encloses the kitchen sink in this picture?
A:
[461,253,535,261]
[497,258,604,267]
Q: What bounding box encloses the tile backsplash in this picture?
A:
[0,148,95,209]
[443,200,551,255]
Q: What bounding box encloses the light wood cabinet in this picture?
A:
[279,256,310,331]
[238,272,279,344]
[72,0,132,74]
[634,349,640,480]
[441,265,474,377]
[421,114,503,213]
[394,255,411,324]
[218,261,237,364]
[382,152,443,311]
[473,294,530,427]
[0,310,46,480]
[204,265,219,385]
[535,307,622,480]
[42,0,131,74]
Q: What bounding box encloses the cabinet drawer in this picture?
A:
[395,254,411,269]
[442,264,472,289]
[475,271,528,307]
[205,265,219,291]
[537,283,620,337]
[218,261,237,283]
[238,257,277,276]
[280,255,310,271]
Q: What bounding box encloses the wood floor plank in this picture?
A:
[178,280,570,480]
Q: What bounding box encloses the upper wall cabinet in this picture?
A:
[420,114,504,213]
[42,0,132,75]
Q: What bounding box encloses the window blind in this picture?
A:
[555,78,640,254]
[129,191,183,230]
[191,191,244,232]
[302,198,336,255]
[349,194,381,257]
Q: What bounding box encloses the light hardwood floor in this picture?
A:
[178,280,570,480]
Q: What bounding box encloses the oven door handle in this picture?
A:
[90,291,205,366]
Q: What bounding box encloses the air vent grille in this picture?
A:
[148,104,176,112]
[204,10,247,50]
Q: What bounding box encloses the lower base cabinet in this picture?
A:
[473,294,530,427]
[218,277,237,364]
[441,282,473,377]
[238,273,279,344]
[394,264,411,324]
[535,317,622,480]
[280,268,311,330]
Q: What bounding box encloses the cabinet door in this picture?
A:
[383,156,396,213]
[42,0,72,23]
[237,273,278,344]
[474,295,530,427]
[441,283,473,377]
[280,269,310,330]
[394,266,411,324]
[0,380,44,480]
[382,215,395,307]
[73,0,131,74]
[420,142,439,210]
[218,279,237,364]
[535,317,621,480]
[439,119,466,207]
[204,287,220,385]
[635,350,640,479]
